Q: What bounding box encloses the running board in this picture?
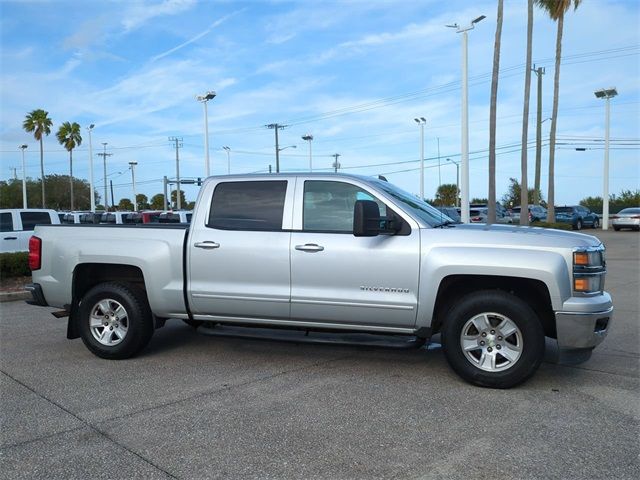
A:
[197,324,427,349]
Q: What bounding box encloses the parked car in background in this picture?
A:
[100,212,133,225]
[159,211,193,223]
[554,206,599,230]
[434,206,461,223]
[60,212,91,224]
[0,209,60,253]
[612,207,640,231]
[126,210,163,224]
[511,205,547,223]
[79,212,104,224]
[469,208,488,223]
[470,203,513,223]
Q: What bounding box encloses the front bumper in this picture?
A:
[554,293,613,363]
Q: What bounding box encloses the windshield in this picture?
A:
[556,207,574,213]
[371,179,453,227]
[620,208,640,214]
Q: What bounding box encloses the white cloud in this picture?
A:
[121,0,197,32]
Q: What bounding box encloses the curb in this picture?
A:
[0,291,30,303]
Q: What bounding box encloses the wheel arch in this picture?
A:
[430,274,556,339]
[67,263,148,339]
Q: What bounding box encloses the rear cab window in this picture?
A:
[208,181,288,231]
[20,212,52,231]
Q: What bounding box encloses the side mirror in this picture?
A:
[353,200,381,237]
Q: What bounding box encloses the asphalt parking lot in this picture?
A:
[1,230,638,479]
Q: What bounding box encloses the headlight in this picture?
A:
[573,246,606,295]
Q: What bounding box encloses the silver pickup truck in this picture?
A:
[26,174,613,388]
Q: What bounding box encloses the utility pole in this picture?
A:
[223,146,231,174]
[266,124,287,173]
[595,87,618,230]
[11,167,17,180]
[97,143,112,210]
[110,180,115,210]
[414,118,426,199]
[169,137,183,209]
[268,165,272,174]
[87,125,95,211]
[19,144,28,208]
[533,65,545,205]
[332,153,341,173]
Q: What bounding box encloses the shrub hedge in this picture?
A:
[0,252,30,278]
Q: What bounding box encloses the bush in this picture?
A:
[0,252,30,278]
[530,221,574,231]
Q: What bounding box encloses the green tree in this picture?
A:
[150,193,165,210]
[0,175,92,210]
[118,198,134,210]
[580,190,640,214]
[435,184,458,207]
[185,201,196,210]
[501,177,543,208]
[471,197,489,204]
[171,189,186,209]
[23,109,53,208]
[135,193,149,210]
[488,0,504,224]
[56,121,82,210]
[535,0,582,225]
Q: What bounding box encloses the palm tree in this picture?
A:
[56,122,83,210]
[23,109,53,208]
[487,0,504,224]
[519,0,534,226]
[535,0,582,224]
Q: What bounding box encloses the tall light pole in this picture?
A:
[447,15,485,223]
[447,158,460,207]
[223,146,231,174]
[302,134,314,171]
[87,124,95,211]
[414,118,426,199]
[266,124,287,173]
[97,143,113,211]
[595,87,618,230]
[128,161,138,211]
[332,153,341,173]
[19,144,28,208]
[196,91,216,177]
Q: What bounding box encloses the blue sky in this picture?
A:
[1,0,639,206]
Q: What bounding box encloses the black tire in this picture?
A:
[78,282,153,359]
[592,218,599,229]
[613,226,620,231]
[575,219,583,230]
[441,290,545,389]
[182,319,204,328]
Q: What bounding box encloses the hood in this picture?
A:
[426,223,602,250]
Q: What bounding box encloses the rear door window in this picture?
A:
[1,213,13,232]
[208,181,287,231]
[20,212,52,231]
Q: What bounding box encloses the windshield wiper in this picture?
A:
[433,220,458,228]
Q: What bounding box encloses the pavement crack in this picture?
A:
[0,369,179,479]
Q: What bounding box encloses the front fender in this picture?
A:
[417,246,571,328]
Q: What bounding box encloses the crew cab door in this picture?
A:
[290,179,420,328]
[188,179,294,320]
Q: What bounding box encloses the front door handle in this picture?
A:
[194,241,220,249]
[295,243,324,252]
[3,237,17,240]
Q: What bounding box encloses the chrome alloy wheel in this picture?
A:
[460,312,523,372]
[89,299,129,346]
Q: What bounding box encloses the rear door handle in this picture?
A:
[295,243,324,252]
[194,241,220,249]
[3,237,17,240]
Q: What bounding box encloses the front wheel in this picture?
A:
[78,282,154,359]
[574,219,583,230]
[441,290,545,388]
[592,218,600,229]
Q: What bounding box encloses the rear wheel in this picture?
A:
[613,226,621,231]
[78,282,153,359]
[574,219,583,230]
[441,290,545,388]
[592,218,600,229]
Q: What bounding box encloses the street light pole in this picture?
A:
[447,15,485,223]
[196,91,216,177]
[414,118,426,199]
[87,125,95,211]
[595,87,618,230]
[19,144,28,208]
[302,134,314,171]
[129,161,138,211]
[447,158,460,207]
[223,146,231,174]
[332,153,341,173]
